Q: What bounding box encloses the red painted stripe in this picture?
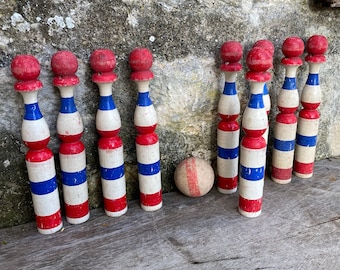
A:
[14,80,43,92]
[276,113,297,124]
[218,120,239,132]
[92,73,118,83]
[217,175,238,190]
[218,114,239,122]
[299,109,320,119]
[24,138,50,150]
[135,124,157,134]
[185,158,201,197]
[98,136,123,150]
[64,200,89,218]
[104,195,127,212]
[301,102,320,111]
[59,141,85,155]
[293,160,314,175]
[239,196,262,213]
[140,190,162,207]
[136,132,158,146]
[26,148,53,162]
[246,71,271,82]
[97,129,120,138]
[53,76,79,87]
[271,166,293,180]
[241,136,266,149]
[131,70,154,81]
[277,106,298,114]
[242,128,266,138]
[35,210,62,230]
[58,133,83,143]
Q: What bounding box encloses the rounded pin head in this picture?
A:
[90,49,116,73]
[11,55,40,81]
[306,35,328,55]
[246,46,273,72]
[11,55,43,91]
[282,36,305,58]
[129,48,154,81]
[253,39,274,57]
[129,48,153,71]
[51,51,79,86]
[220,41,243,72]
[220,41,243,63]
[51,51,78,76]
[90,49,118,83]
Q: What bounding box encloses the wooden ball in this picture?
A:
[51,50,78,76]
[246,47,273,72]
[90,49,116,73]
[11,55,40,81]
[306,35,328,55]
[174,157,214,197]
[220,41,243,63]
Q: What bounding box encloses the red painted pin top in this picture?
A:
[11,55,43,92]
[281,36,304,66]
[246,47,272,82]
[220,41,243,72]
[90,49,118,83]
[51,50,80,86]
[253,39,275,57]
[129,48,154,81]
[305,35,328,63]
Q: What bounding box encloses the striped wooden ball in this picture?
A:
[174,157,214,197]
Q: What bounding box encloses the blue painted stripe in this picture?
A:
[306,74,319,86]
[30,177,58,195]
[24,103,43,120]
[274,138,295,151]
[218,146,239,159]
[248,94,264,109]
[137,92,152,107]
[296,134,317,147]
[263,83,268,95]
[60,97,77,113]
[282,77,297,90]
[100,164,125,180]
[222,82,236,95]
[62,168,87,186]
[99,96,116,110]
[240,165,264,181]
[138,160,160,176]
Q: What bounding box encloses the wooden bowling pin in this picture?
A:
[90,49,128,217]
[293,35,328,178]
[271,36,304,184]
[253,39,274,145]
[238,47,272,218]
[217,41,242,194]
[51,51,90,224]
[129,48,162,211]
[11,55,63,234]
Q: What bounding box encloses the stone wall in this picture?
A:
[0,0,338,228]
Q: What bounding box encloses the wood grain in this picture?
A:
[1,158,340,269]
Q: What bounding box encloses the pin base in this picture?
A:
[293,172,313,178]
[105,207,128,217]
[217,187,237,194]
[238,207,262,218]
[37,222,63,235]
[141,202,162,212]
[66,213,90,225]
[272,177,292,185]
